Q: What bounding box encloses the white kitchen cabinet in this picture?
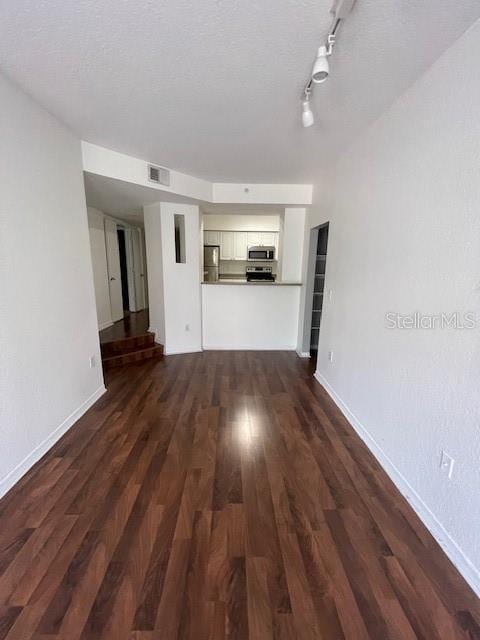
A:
[220,232,234,260]
[260,232,276,246]
[247,232,261,247]
[233,232,248,260]
[247,231,277,247]
[204,231,220,245]
[205,229,279,261]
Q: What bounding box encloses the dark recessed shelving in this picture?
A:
[310,224,329,356]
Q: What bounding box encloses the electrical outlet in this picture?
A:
[328,350,334,363]
[89,355,96,369]
[328,289,333,302]
[440,451,455,479]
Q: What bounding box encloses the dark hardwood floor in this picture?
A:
[0,351,479,639]
[99,309,150,343]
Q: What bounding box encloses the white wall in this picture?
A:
[202,284,301,350]
[83,142,213,202]
[212,182,312,205]
[144,204,166,344]
[314,21,480,594]
[280,208,306,283]
[87,207,113,330]
[82,142,313,206]
[144,202,202,354]
[203,213,280,231]
[0,73,105,497]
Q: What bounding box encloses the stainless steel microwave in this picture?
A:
[248,245,275,261]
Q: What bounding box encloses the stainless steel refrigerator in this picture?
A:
[203,245,220,282]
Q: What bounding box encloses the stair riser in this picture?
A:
[103,347,163,370]
[101,333,155,357]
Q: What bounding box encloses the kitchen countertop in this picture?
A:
[202,279,302,286]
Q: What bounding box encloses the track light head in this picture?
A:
[311,45,329,83]
[302,99,314,128]
[299,0,355,127]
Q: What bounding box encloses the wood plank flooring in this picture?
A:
[0,351,479,639]
[99,309,150,343]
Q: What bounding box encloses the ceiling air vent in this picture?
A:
[148,164,170,187]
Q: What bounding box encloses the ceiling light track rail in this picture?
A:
[301,0,356,128]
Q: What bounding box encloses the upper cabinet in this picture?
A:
[247,232,261,247]
[204,231,220,245]
[234,232,248,260]
[247,231,276,247]
[259,232,276,247]
[204,230,279,261]
[220,231,235,260]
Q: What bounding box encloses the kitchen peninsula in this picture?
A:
[202,281,302,350]
[203,280,301,285]
[201,211,305,350]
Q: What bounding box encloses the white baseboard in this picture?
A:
[314,371,480,598]
[296,350,311,358]
[98,320,113,331]
[203,345,296,351]
[0,385,107,500]
[164,347,203,356]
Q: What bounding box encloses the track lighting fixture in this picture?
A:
[311,45,330,84]
[300,0,357,127]
[302,98,314,128]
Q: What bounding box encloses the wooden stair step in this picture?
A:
[100,332,155,357]
[102,344,164,369]
[102,341,160,357]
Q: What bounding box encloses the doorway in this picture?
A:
[101,216,148,327]
[117,228,130,311]
[105,217,124,322]
[310,223,329,363]
[131,227,147,311]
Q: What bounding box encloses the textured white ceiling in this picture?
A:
[1,1,479,183]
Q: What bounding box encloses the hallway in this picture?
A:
[0,352,478,639]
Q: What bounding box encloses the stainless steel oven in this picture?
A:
[247,245,275,261]
[246,266,275,282]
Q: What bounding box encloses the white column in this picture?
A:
[280,208,306,282]
[144,203,165,344]
[143,202,202,355]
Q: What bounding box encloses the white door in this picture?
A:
[132,228,146,310]
[104,218,124,322]
[220,232,234,260]
[233,232,248,260]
